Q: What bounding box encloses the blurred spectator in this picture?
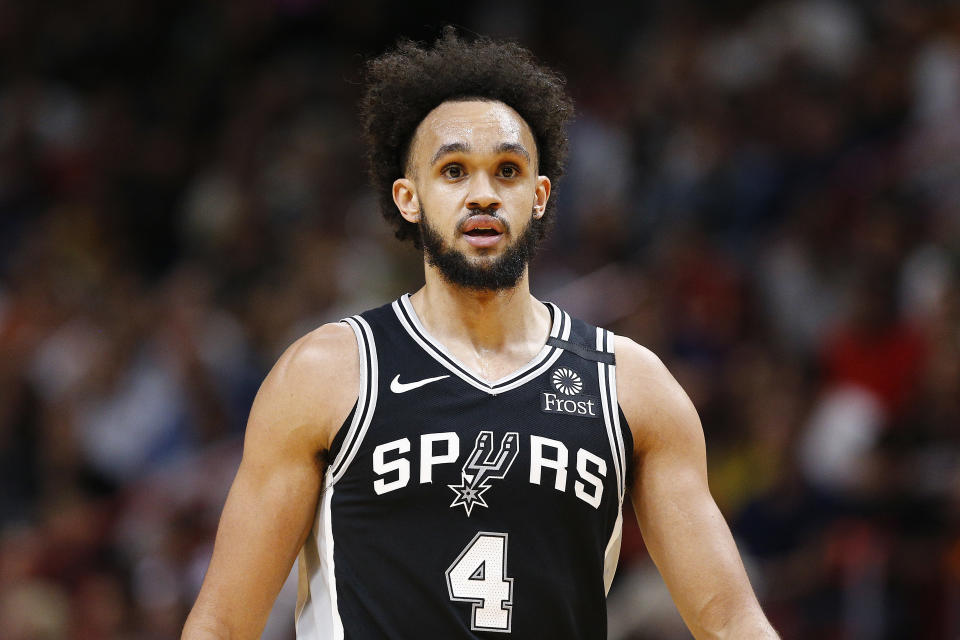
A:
[2,1,960,638]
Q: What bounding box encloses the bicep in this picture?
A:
[185,325,358,639]
[631,432,749,630]
[187,388,326,637]
[618,338,761,637]
[630,388,716,568]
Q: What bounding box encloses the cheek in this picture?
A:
[506,185,538,211]
[421,190,471,227]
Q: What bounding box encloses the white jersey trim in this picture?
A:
[603,329,628,504]
[295,469,343,639]
[329,315,379,485]
[392,294,570,396]
[603,510,623,595]
[596,328,627,597]
[596,328,626,502]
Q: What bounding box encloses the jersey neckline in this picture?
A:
[391,293,572,396]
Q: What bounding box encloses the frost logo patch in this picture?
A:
[541,367,599,418]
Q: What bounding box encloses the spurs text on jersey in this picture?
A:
[372,431,608,510]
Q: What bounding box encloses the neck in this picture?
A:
[410,265,548,354]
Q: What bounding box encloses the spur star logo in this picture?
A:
[449,431,519,516]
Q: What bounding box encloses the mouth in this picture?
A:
[464,228,500,237]
[461,215,506,248]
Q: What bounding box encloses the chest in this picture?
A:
[330,299,630,532]
[336,363,620,523]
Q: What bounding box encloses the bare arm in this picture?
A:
[182,323,359,639]
[616,337,778,639]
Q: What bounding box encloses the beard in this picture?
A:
[419,207,542,291]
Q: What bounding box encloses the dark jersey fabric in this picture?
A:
[295,295,632,640]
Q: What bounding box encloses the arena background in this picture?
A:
[2,1,959,638]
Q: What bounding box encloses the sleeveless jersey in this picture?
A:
[296,294,633,639]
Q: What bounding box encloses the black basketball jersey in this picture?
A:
[296,294,633,639]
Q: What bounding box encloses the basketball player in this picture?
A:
[183,30,779,639]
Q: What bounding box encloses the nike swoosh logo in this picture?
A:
[390,374,450,393]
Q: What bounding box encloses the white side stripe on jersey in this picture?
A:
[602,510,623,595]
[596,328,627,595]
[295,468,345,640]
[329,315,379,485]
[603,329,628,504]
[596,328,625,503]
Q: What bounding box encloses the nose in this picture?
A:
[466,172,501,211]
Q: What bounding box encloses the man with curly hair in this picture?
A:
[183,29,778,640]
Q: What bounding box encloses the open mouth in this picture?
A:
[461,215,506,247]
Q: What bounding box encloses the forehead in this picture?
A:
[409,100,537,165]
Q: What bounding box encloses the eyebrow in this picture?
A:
[429,141,533,166]
[430,142,469,166]
[495,142,532,164]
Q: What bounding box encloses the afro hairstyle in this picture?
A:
[360,27,574,248]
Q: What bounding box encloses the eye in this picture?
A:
[498,164,520,178]
[441,164,464,179]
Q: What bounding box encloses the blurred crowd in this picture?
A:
[1,0,959,638]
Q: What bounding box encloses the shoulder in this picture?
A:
[273,322,359,387]
[249,322,360,454]
[613,335,704,458]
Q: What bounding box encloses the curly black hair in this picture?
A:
[360,27,574,248]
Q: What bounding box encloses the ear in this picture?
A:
[532,175,551,219]
[393,178,420,223]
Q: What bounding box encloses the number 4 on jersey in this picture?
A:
[445,532,514,632]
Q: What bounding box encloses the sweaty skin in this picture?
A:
[182,100,778,640]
